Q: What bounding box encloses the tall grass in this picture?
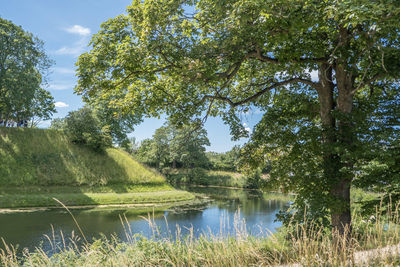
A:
[1,202,399,266]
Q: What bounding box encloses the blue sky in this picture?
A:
[1,0,263,152]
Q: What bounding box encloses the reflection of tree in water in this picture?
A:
[215,196,286,217]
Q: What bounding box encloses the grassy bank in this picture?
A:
[1,208,399,266]
[165,168,265,189]
[0,128,194,208]
[0,190,194,209]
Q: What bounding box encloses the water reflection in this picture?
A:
[0,187,289,253]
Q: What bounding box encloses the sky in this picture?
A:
[0,0,263,152]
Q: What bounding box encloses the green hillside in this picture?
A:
[0,128,194,208]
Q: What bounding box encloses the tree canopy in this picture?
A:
[135,121,210,169]
[0,17,55,126]
[75,0,400,235]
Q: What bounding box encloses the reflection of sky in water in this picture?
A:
[0,188,289,253]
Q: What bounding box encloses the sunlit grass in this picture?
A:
[0,128,165,186]
[0,190,195,208]
[0,128,197,209]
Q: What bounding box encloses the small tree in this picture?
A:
[64,107,112,151]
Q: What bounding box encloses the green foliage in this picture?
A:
[351,88,400,215]
[50,118,66,130]
[89,98,143,148]
[63,107,112,151]
[74,0,400,229]
[0,17,55,124]
[206,145,241,171]
[165,168,264,189]
[135,121,210,169]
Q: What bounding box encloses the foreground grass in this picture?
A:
[1,207,399,267]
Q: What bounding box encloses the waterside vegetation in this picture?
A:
[1,204,399,266]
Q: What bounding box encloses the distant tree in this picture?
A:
[135,138,158,167]
[206,145,241,171]
[170,123,210,168]
[26,87,56,127]
[89,98,143,148]
[135,122,210,169]
[0,17,54,125]
[50,117,66,130]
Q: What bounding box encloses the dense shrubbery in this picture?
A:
[51,107,112,151]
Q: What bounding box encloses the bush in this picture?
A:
[63,107,112,151]
[244,168,262,189]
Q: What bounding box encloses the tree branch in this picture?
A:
[114,65,171,88]
[203,77,315,107]
[246,45,328,64]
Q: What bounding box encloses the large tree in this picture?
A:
[0,17,54,125]
[75,0,400,235]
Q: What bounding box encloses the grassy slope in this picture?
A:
[0,128,193,208]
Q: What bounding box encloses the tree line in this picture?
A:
[133,121,244,172]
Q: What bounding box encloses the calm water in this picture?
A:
[0,187,289,253]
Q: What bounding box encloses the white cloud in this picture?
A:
[55,101,69,108]
[55,38,88,57]
[55,25,91,57]
[65,25,91,36]
[48,83,73,90]
[52,67,75,75]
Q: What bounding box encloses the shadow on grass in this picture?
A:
[0,128,174,209]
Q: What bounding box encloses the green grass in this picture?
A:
[0,128,194,208]
[0,190,195,208]
[0,128,164,186]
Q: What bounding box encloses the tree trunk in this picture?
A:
[317,63,353,237]
[331,62,355,238]
[172,159,177,169]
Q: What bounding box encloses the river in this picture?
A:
[0,186,290,253]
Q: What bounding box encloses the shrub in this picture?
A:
[63,107,112,151]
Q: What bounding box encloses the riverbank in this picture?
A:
[0,184,194,210]
[165,168,266,189]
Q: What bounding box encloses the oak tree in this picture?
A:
[75,0,400,235]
